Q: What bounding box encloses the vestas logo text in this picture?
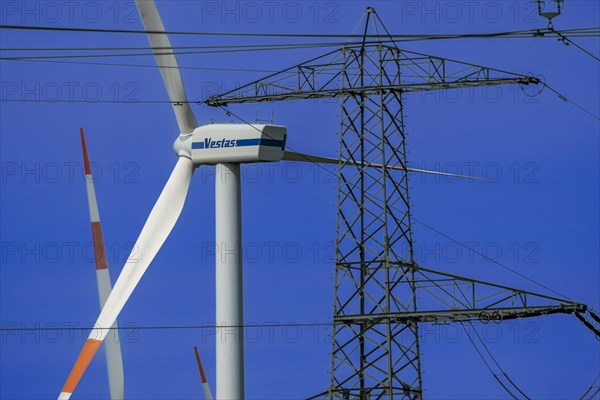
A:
[192,138,238,150]
[204,138,237,148]
[192,137,283,150]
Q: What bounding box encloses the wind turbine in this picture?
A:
[79,128,125,400]
[58,2,486,399]
[58,1,278,397]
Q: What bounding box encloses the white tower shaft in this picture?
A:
[215,163,244,399]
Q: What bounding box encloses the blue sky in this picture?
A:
[1,1,599,399]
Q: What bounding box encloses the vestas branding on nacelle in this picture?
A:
[200,138,238,149]
[173,123,287,165]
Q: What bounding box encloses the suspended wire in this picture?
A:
[411,217,573,301]
[2,29,597,60]
[0,41,373,60]
[0,47,328,60]
[460,321,532,399]
[0,322,334,331]
[574,312,600,338]
[0,98,185,104]
[549,28,600,62]
[583,387,600,400]
[464,324,521,398]
[589,310,600,324]
[579,373,600,400]
[0,44,340,52]
[0,57,277,73]
[460,324,518,400]
[0,40,392,53]
[540,83,600,121]
[0,23,597,40]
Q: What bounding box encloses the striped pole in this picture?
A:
[72,127,125,400]
[194,346,214,400]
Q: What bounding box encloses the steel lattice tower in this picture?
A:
[331,38,422,398]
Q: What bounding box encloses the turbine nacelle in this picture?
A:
[174,123,287,165]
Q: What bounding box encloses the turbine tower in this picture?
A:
[215,160,243,398]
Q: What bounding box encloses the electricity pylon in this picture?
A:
[206,8,598,399]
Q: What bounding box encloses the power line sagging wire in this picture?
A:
[0,57,278,74]
[0,40,396,61]
[0,322,334,331]
[411,217,573,301]
[549,28,600,62]
[540,83,600,121]
[0,24,598,39]
[460,321,531,400]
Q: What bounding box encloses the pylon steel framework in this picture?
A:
[206,8,598,399]
[329,38,423,398]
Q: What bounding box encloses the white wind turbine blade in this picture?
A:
[282,151,490,181]
[136,0,198,135]
[80,128,125,400]
[58,157,195,400]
